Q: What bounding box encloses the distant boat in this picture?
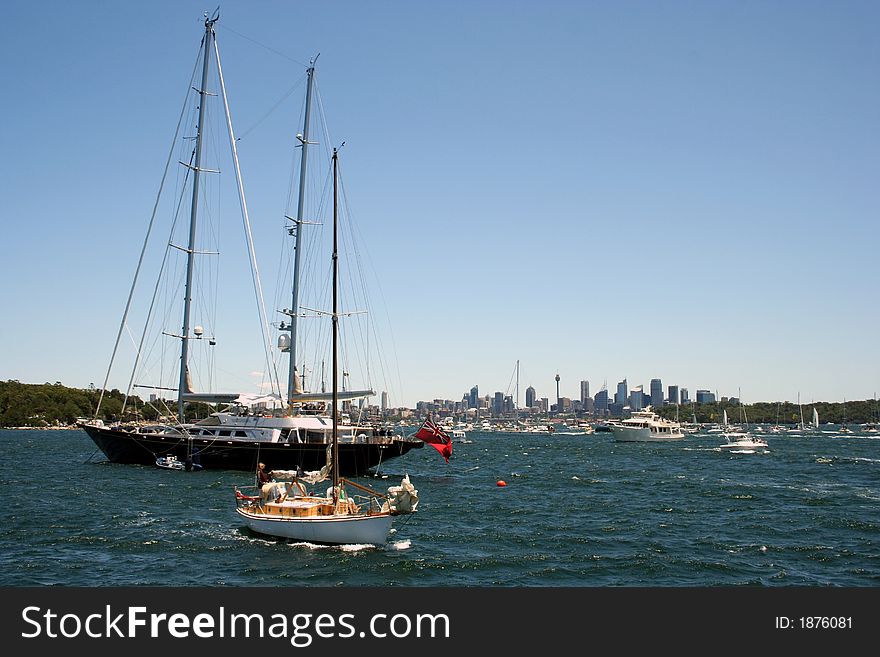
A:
[719,432,769,452]
[155,455,202,472]
[865,394,879,433]
[449,429,470,442]
[719,394,767,452]
[610,408,684,442]
[840,398,854,434]
[768,402,785,433]
[794,392,810,433]
[812,407,820,429]
[706,408,728,434]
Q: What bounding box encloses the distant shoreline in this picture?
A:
[0,425,81,430]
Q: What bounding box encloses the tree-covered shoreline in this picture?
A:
[2,379,878,428]
[0,380,159,428]
[654,398,879,425]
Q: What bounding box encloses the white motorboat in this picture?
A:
[610,408,685,442]
[719,431,769,451]
[155,455,202,471]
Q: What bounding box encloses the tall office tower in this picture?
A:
[580,380,590,403]
[469,385,479,409]
[630,386,645,410]
[667,385,679,405]
[381,391,388,412]
[696,389,715,404]
[594,389,609,414]
[615,379,628,405]
[493,391,504,415]
[525,386,536,408]
[650,378,664,407]
[680,388,689,404]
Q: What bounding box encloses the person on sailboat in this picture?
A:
[257,462,272,486]
[258,462,283,502]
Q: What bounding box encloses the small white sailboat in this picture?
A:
[706,408,728,433]
[791,392,808,433]
[840,398,854,434]
[235,148,418,545]
[812,407,819,429]
[865,394,879,433]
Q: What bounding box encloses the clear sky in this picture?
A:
[1,0,878,409]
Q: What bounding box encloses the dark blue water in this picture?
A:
[1,428,878,586]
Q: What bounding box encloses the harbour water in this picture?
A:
[1,427,878,586]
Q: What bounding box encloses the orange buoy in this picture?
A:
[496,480,507,487]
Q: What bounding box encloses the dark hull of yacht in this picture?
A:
[81,425,423,476]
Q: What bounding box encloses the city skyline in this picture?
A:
[1,2,877,409]
[416,372,855,413]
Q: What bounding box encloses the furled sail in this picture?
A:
[271,445,332,485]
[288,389,375,402]
[382,474,419,514]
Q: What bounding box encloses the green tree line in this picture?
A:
[654,399,880,425]
[0,380,145,427]
[0,380,218,427]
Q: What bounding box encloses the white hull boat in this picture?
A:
[610,408,684,442]
[719,432,768,451]
[229,62,421,545]
[236,497,393,545]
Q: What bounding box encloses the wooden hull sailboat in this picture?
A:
[234,140,420,544]
[238,508,393,545]
[234,474,418,545]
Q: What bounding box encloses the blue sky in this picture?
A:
[1,0,878,409]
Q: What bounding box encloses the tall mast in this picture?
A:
[286,60,317,403]
[515,359,519,412]
[178,14,217,422]
[331,147,340,495]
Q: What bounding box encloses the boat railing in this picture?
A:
[234,485,261,509]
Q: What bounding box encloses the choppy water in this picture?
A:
[1,428,878,586]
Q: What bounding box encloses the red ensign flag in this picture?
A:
[414,416,453,463]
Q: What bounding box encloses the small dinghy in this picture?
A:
[155,455,202,472]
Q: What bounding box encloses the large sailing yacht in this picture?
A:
[80,14,421,475]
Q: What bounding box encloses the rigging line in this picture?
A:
[122,150,196,418]
[214,37,284,402]
[504,361,518,399]
[217,23,307,66]
[337,167,400,403]
[238,75,307,140]
[337,168,375,390]
[98,46,202,418]
[83,446,103,464]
